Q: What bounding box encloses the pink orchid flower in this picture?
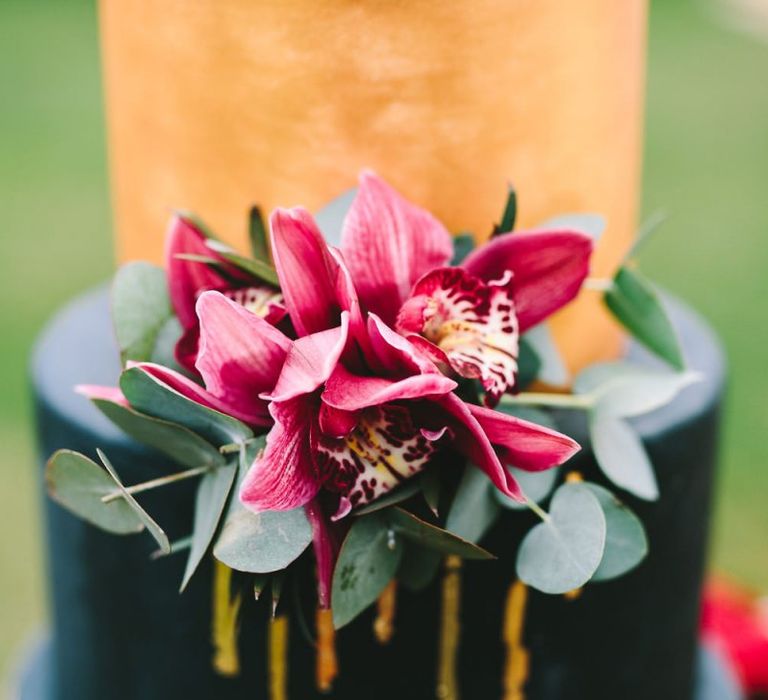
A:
[166,214,285,373]
[340,172,594,404]
[232,207,580,604]
[236,206,580,519]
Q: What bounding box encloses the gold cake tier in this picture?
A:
[100,0,647,375]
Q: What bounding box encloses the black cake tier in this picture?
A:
[29,287,725,700]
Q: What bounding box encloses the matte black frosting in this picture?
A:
[27,287,726,700]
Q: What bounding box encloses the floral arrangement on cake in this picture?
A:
[46,171,697,689]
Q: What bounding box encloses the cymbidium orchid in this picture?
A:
[232,206,580,602]
[166,214,285,372]
[340,172,594,405]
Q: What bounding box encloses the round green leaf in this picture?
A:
[590,409,659,501]
[112,262,173,365]
[213,506,312,575]
[516,482,606,594]
[445,465,501,544]
[389,508,494,560]
[536,213,606,241]
[46,450,144,535]
[331,512,402,629]
[574,361,699,417]
[522,323,569,386]
[587,483,648,582]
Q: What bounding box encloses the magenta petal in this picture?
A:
[196,291,291,416]
[431,394,522,501]
[318,402,359,438]
[75,384,129,407]
[305,500,347,608]
[468,404,580,472]
[322,364,456,412]
[133,362,270,427]
[270,207,345,336]
[265,315,350,403]
[462,229,593,332]
[239,398,321,512]
[366,314,437,376]
[341,171,453,326]
[165,215,227,329]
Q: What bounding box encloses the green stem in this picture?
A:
[101,465,212,504]
[526,498,550,523]
[499,392,593,410]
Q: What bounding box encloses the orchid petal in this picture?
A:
[165,215,227,329]
[318,403,359,439]
[366,313,437,376]
[427,394,522,501]
[195,291,291,419]
[239,398,321,512]
[305,500,347,608]
[322,364,456,413]
[75,384,129,407]
[397,267,520,404]
[265,315,350,403]
[270,208,345,336]
[341,171,453,326]
[313,404,440,512]
[468,404,580,472]
[462,229,593,332]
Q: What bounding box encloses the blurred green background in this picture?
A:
[1,0,767,687]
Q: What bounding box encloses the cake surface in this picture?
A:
[30,287,724,700]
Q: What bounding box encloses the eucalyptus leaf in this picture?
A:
[213,453,312,577]
[496,466,560,510]
[97,450,170,555]
[516,339,542,390]
[536,213,606,241]
[315,187,357,247]
[248,205,270,262]
[112,262,173,365]
[205,240,280,287]
[46,450,144,535]
[495,186,517,234]
[574,361,699,417]
[590,409,659,501]
[445,465,501,543]
[523,324,569,386]
[516,482,606,594]
[397,544,442,592]
[213,506,312,574]
[421,468,442,515]
[451,233,476,265]
[92,398,223,468]
[388,508,494,560]
[331,511,402,629]
[271,571,285,616]
[587,483,648,581]
[604,266,685,370]
[494,404,557,430]
[353,480,421,515]
[180,461,239,591]
[149,315,186,374]
[120,366,253,446]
